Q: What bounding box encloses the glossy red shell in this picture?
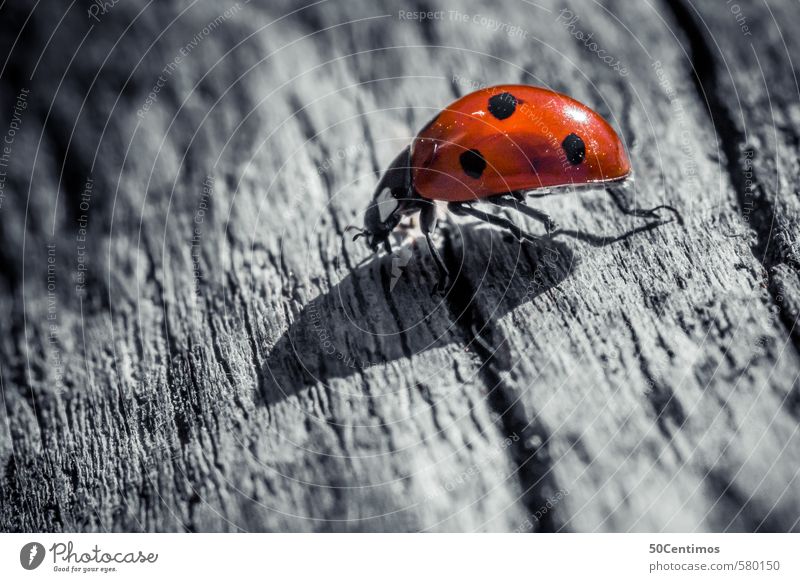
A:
[410,84,632,202]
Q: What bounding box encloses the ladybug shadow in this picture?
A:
[259,226,576,406]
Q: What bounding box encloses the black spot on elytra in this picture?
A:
[488,92,517,120]
[561,133,586,165]
[459,149,486,178]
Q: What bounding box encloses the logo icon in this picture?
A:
[20,542,46,570]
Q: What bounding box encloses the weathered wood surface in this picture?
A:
[1,0,799,532]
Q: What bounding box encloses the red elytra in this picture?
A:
[411,84,632,202]
[350,84,673,293]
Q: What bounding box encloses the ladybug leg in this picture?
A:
[552,220,671,247]
[488,194,558,234]
[606,185,681,222]
[420,202,449,294]
[449,202,540,245]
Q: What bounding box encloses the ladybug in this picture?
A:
[350,84,675,291]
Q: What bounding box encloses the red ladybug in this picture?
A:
[351,84,675,291]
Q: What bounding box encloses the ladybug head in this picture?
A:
[350,147,414,253]
[359,188,403,252]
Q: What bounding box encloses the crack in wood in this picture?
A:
[440,226,562,531]
[664,0,800,359]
